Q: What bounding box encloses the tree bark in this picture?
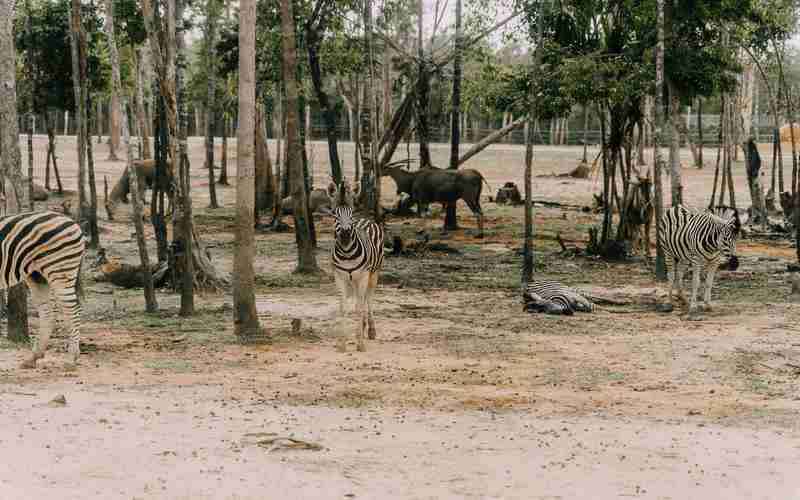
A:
[416,0,432,167]
[135,48,152,159]
[205,0,220,209]
[653,0,667,280]
[667,79,683,206]
[444,0,463,230]
[69,0,89,224]
[306,6,343,185]
[0,0,29,341]
[281,0,318,273]
[85,93,99,248]
[108,90,121,160]
[254,104,274,220]
[234,0,263,339]
[105,0,157,312]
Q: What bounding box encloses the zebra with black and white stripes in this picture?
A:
[0,211,87,368]
[658,205,740,316]
[523,280,594,315]
[326,181,385,352]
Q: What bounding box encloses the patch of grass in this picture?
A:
[332,387,383,408]
[255,271,334,289]
[110,306,233,344]
[143,359,194,373]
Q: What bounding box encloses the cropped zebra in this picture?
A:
[326,181,385,352]
[0,211,86,368]
[523,280,594,315]
[658,205,740,316]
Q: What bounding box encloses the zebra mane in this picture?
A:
[681,205,738,226]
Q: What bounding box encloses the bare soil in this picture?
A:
[1,136,800,499]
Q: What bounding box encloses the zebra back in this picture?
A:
[0,211,85,289]
[659,205,740,267]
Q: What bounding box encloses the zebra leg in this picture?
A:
[675,263,687,304]
[20,280,52,369]
[688,261,702,318]
[366,272,378,340]
[334,273,348,352]
[355,274,370,352]
[702,265,717,311]
[52,278,82,365]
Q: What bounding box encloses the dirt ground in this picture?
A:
[1,135,800,499]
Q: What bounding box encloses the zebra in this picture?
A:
[523,280,594,315]
[326,181,385,352]
[658,205,741,316]
[0,211,87,368]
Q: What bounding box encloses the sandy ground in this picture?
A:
[1,135,799,499]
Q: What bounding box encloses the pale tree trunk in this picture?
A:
[205,0,220,209]
[382,39,392,134]
[362,0,381,220]
[108,89,121,160]
[135,48,151,159]
[737,54,766,223]
[281,0,318,273]
[0,0,29,341]
[304,103,312,142]
[234,0,263,340]
[653,0,667,280]
[105,0,157,312]
[667,80,683,205]
[219,114,228,184]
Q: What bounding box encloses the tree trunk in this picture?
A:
[45,113,64,193]
[219,113,229,185]
[653,0,667,280]
[0,0,29,341]
[105,0,157,312]
[416,0,432,167]
[697,98,703,168]
[234,0,263,339]
[457,117,525,167]
[382,40,392,134]
[306,13,343,184]
[445,0,463,231]
[281,0,318,273]
[205,0,220,209]
[85,93,99,248]
[667,79,683,206]
[254,104,274,220]
[135,48,152,159]
[69,0,89,224]
[582,105,589,163]
[108,89,121,160]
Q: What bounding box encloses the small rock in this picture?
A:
[48,395,67,407]
[687,409,702,416]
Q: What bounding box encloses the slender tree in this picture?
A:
[281,0,319,273]
[69,0,89,225]
[105,0,157,311]
[653,0,667,280]
[234,0,263,339]
[445,0,463,231]
[0,0,29,341]
[204,0,220,209]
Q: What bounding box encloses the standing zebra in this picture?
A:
[326,181,385,352]
[0,211,86,368]
[658,205,740,316]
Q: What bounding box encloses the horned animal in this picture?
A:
[105,159,174,218]
[658,205,741,317]
[411,166,487,237]
[326,181,385,352]
[0,211,86,368]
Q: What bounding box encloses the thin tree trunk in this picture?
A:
[444,0,463,231]
[205,0,220,209]
[85,93,99,248]
[281,0,318,273]
[582,105,589,163]
[69,0,88,223]
[105,0,157,311]
[653,0,667,280]
[667,80,683,205]
[416,0,432,167]
[135,48,151,159]
[0,0,29,341]
[234,0,262,339]
[219,113,229,185]
[382,39,392,134]
[697,98,703,168]
[108,89,121,160]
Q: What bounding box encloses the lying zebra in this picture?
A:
[658,205,741,317]
[523,280,594,315]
